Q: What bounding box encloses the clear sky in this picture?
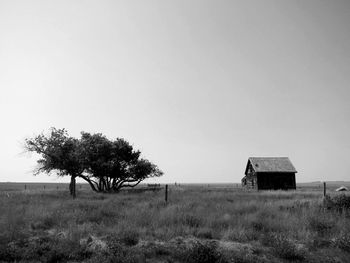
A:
[0,0,349,183]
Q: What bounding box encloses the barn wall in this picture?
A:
[257,173,296,190]
[242,175,258,189]
[242,162,258,189]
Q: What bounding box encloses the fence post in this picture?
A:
[44,185,45,190]
[323,182,326,197]
[165,184,168,203]
[24,184,26,190]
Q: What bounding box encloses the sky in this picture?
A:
[0,0,350,184]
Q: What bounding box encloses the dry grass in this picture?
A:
[0,184,349,262]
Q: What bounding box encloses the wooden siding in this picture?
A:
[242,175,257,189]
[242,162,258,189]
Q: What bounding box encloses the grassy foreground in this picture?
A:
[0,184,349,263]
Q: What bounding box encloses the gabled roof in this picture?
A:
[245,157,297,175]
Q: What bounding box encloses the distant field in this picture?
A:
[0,182,89,192]
[1,181,349,192]
[0,183,349,262]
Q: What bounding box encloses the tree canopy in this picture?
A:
[25,128,163,196]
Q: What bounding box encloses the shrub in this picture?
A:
[25,236,91,262]
[180,241,223,263]
[119,229,140,246]
[251,221,264,232]
[307,234,332,249]
[323,194,350,212]
[332,194,350,211]
[0,236,86,262]
[31,215,56,230]
[106,229,140,252]
[333,232,350,252]
[103,242,144,263]
[308,215,335,235]
[249,210,285,235]
[223,228,258,243]
[221,250,268,263]
[183,214,203,228]
[0,242,22,262]
[196,228,214,239]
[267,234,306,261]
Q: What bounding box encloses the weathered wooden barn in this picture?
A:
[242,157,297,190]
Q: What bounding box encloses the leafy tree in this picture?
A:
[25,128,163,196]
[24,128,82,198]
[79,132,162,192]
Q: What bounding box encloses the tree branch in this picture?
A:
[120,180,142,188]
[79,174,98,192]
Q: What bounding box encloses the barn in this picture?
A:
[241,157,297,190]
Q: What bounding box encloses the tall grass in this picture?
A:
[0,186,349,262]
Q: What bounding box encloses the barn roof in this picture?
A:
[245,157,297,174]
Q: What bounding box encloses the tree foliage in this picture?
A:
[25,128,163,195]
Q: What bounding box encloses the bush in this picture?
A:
[223,228,258,243]
[308,215,335,235]
[28,237,91,262]
[221,250,268,263]
[267,234,306,261]
[106,229,140,248]
[0,242,21,262]
[249,211,285,234]
[196,228,214,239]
[119,229,140,246]
[103,242,144,263]
[183,214,203,228]
[31,215,56,230]
[0,236,91,262]
[323,194,350,211]
[181,241,223,263]
[332,194,350,211]
[333,232,350,252]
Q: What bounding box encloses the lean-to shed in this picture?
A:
[242,157,297,190]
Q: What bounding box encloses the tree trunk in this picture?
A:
[69,180,72,195]
[70,175,76,199]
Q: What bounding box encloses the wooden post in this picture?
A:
[44,185,45,190]
[323,182,326,197]
[165,184,168,203]
[24,184,26,190]
[56,186,58,190]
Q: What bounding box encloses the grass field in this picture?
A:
[0,183,349,263]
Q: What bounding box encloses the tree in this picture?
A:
[25,128,163,196]
[79,132,163,192]
[24,128,82,198]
